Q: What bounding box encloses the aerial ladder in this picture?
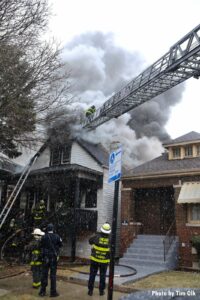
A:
[83,24,200,130]
[0,152,40,230]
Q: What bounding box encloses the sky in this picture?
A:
[48,0,200,139]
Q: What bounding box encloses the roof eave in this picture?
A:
[123,169,200,180]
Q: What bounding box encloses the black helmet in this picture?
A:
[47,223,54,232]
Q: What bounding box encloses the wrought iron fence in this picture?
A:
[163,220,176,261]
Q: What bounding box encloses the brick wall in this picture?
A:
[175,185,200,269]
[122,176,200,269]
[120,188,143,256]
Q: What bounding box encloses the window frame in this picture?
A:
[197,145,200,156]
[50,147,61,166]
[184,145,193,157]
[172,147,181,158]
[187,203,200,224]
[85,188,97,208]
[61,145,71,164]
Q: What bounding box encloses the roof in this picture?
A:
[76,139,109,167]
[0,155,21,174]
[163,131,200,146]
[124,152,200,178]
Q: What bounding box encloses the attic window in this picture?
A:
[172,147,180,158]
[51,147,61,166]
[185,145,193,157]
[62,145,71,164]
[197,145,200,156]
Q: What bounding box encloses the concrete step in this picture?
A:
[121,235,179,270]
[120,257,166,267]
[137,234,165,241]
[128,243,164,250]
[127,247,164,254]
[124,253,164,261]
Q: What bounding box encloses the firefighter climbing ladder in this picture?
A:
[0,154,39,229]
[83,24,200,130]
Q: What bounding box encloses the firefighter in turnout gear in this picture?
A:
[39,223,62,297]
[32,200,46,228]
[88,222,111,296]
[7,212,25,263]
[26,228,44,288]
[85,105,96,121]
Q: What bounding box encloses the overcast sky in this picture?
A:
[48,0,200,139]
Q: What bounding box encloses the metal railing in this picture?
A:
[163,220,176,261]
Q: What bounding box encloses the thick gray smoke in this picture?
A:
[59,31,185,168]
[129,84,185,142]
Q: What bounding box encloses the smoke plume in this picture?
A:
[58,31,185,168]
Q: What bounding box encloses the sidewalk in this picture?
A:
[60,264,168,289]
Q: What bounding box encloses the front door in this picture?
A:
[135,187,175,235]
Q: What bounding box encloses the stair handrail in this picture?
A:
[163,220,176,261]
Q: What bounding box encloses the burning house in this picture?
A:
[3,138,121,261]
[0,156,22,210]
[121,131,200,270]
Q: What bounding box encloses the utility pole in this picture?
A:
[107,142,122,300]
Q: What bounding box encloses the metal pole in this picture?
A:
[107,179,119,300]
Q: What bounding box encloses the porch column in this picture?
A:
[71,177,80,261]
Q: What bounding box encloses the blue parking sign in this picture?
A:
[108,147,122,183]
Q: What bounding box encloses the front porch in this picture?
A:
[7,164,103,261]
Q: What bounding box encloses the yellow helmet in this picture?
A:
[100,223,111,234]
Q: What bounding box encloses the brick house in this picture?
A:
[121,131,200,270]
[2,138,121,261]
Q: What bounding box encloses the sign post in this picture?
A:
[107,142,122,300]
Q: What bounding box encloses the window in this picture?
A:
[185,146,193,157]
[188,204,200,224]
[50,147,61,166]
[50,145,71,166]
[85,188,97,208]
[197,145,200,156]
[62,145,71,163]
[172,147,180,158]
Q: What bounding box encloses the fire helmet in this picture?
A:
[32,228,45,236]
[100,223,111,234]
[47,223,54,232]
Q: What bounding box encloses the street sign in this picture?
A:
[108,146,122,183]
